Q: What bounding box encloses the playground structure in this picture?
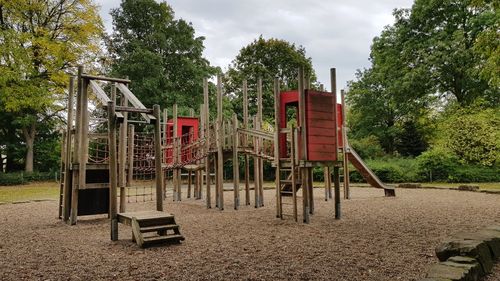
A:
[59,66,395,247]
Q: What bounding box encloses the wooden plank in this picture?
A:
[203,77,211,209]
[307,127,336,137]
[233,113,239,210]
[243,79,250,206]
[81,74,131,84]
[273,77,281,218]
[88,80,111,105]
[306,111,335,120]
[108,100,118,241]
[116,83,155,123]
[63,76,74,221]
[216,75,224,210]
[306,119,335,129]
[153,105,164,211]
[309,136,335,145]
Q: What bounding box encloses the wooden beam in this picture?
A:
[298,67,307,160]
[88,80,111,105]
[153,105,164,211]
[126,124,134,189]
[216,74,224,210]
[116,83,155,123]
[203,77,211,209]
[232,113,240,210]
[63,76,74,222]
[334,166,341,219]
[331,68,338,162]
[273,77,281,217]
[81,74,131,84]
[173,104,180,201]
[118,83,128,213]
[243,79,250,206]
[108,100,118,241]
[70,66,82,225]
[341,90,350,199]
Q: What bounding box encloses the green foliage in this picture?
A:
[435,106,499,166]
[109,0,214,109]
[0,172,55,186]
[0,0,103,172]
[349,157,422,183]
[225,36,317,122]
[416,147,459,181]
[349,136,385,160]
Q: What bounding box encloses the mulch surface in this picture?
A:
[0,187,499,280]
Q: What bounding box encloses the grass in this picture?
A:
[420,182,500,191]
[0,180,498,204]
[0,181,59,203]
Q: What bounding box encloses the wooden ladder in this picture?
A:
[277,128,301,222]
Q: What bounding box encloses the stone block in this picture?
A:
[435,239,493,274]
[426,263,472,281]
[457,185,479,191]
[455,230,500,260]
[397,183,421,188]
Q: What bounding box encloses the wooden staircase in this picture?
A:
[118,211,185,248]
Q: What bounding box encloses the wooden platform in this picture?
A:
[117,211,185,248]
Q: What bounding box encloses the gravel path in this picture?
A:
[0,187,498,280]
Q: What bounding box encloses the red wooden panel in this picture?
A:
[306,111,335,120]
[308,135,336,145]
[307,127,336,137]
[308,151,336,161]
[306,119,336,129]
[308,143,336,152]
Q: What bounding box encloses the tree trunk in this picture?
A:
[22,124,36,173]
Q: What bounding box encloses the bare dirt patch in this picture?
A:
[0,187,499,280]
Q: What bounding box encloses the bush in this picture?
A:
[0,171,55,186]
[349,135,385,160]
[416,147,458,182]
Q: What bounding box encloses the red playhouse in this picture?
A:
[165,117,199,164]
[279,90,343,162]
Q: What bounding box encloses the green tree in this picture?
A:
[108,0,213,110]
[0,0,103,172]
[400,0,498,106]
[224,36,317,121]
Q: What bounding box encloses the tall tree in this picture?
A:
[0,0,103,172]
[108,0,213,109]
[225,36,317,121]
[400,0,498,106]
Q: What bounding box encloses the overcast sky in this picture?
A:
[96,0,414,93]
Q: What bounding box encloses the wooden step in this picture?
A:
[142,234,185,247]
[140,224,179,233]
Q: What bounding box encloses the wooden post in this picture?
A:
[79,76,89,179]
[188,170,192,198]
[108,100,118,241]
[257,77,264,207]
[162,108,168,199]
[216,74,224,210]
[153,105,164,211]
[273,77,281,218]
[298,67,310,223]
[116,84,127,213]
[197,104,204,200]
[242,80,250,205]
[341,90,350,199]
[127,124,134,188]
[232,113,240,210]
[70,66,83,225]
[203,77,211,208]
[334,166,341,219]
[63,76,74,221]
[253,116,259,208]
[173,104,180,201]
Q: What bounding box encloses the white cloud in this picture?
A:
[96,0,413,92]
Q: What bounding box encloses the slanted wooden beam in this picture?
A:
[116,83,155,123]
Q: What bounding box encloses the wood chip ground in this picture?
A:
[0,187,499,280]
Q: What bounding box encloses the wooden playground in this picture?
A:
[59,66,396,247]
